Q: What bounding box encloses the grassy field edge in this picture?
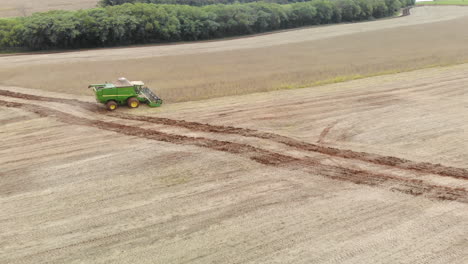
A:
[416,0,468,5]
[275,61,468,93]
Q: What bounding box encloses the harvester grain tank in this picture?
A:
[89,77,162,111]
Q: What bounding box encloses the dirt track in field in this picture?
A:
[1,63,468,263]
[1,89,467,181]
[1,96,467,203]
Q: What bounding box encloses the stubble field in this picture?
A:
[1,6,467,102]
[0,0,98,17]
[0,4,467,264]
[1,63,467,263]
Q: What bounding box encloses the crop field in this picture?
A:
[1,6,467,102]
[0,0,98,17]
[1,63,467,264]
[1,5,468,264]
[417,0,468,5]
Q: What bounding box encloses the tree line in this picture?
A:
[0,0,414,51]
[99,0,314,6]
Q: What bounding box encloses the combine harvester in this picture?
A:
[89,77,162,111]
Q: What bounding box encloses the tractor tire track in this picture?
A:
[1,88,467,181]
[318,121,339,144]
[1,99,467,203]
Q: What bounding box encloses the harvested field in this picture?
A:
[0,0,99,17]
[1,5,468,264]
[417,0,468,5]
[1,6,468,102]
[1,62,468,263]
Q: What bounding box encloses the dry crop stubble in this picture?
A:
[1,12,468,102]
[1,4,468,264]
[0,0,99,17]
[1,65,468,262]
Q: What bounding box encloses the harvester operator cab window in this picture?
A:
[114,77,132,87]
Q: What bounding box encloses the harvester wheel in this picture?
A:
[127,97,140,108]
[106,101,118,111]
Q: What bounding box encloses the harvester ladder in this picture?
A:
[140,87,161,103]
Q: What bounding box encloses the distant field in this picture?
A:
[417,0,468,5]
[0,0,98,17]
[1,6,467,103]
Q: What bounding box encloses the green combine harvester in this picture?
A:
[89,77,163,111]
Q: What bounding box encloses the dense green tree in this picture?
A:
[99,0,311,6]
[371,0,388,18]
[288,3,318,26]
[311,1,334,24]
[0,19,22,47]
[337,0,362,22]
[384,0,403,15]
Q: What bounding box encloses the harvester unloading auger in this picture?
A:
[88,77,163,111]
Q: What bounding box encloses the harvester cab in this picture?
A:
[88,77,162,111]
